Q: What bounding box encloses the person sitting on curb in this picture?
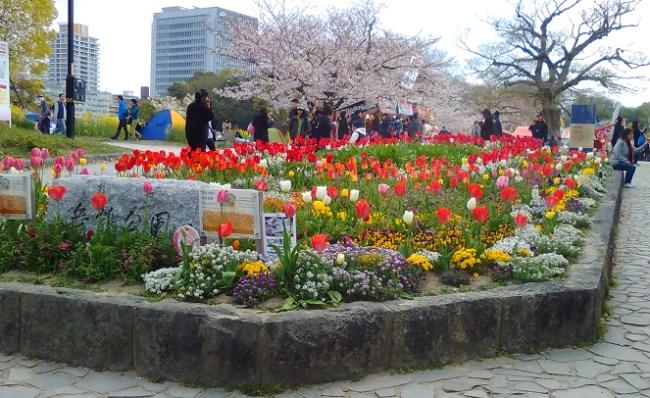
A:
[610,128,648,188]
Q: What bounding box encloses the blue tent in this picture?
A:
[141,110,171,140]
[25,112,40,122]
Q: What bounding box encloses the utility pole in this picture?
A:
[65,0,75,138]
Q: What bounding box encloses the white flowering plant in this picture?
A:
[142,267,180,295]
[511,253,569,282]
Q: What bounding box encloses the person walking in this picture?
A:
[185,89,214,152]
[379,113,394,138]
[52,94,67,135]
[128,99,141,140]
[480,109,495,140]
[493,111,503,137]
[313,104,333,141]
[632,120,646,163]
[111,95,129,140]
[612,116,625,147]
[610,128,648,188]
[337,111,350,139]
[252,107,273,143]
[528,112,549,143]
[222,117,235,144]
[288,105,310,140]
[38,96,51,134]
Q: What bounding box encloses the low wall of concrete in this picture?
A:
[0,173,623,387]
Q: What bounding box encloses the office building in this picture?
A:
[141,86,150,99]
[150,6,257,97]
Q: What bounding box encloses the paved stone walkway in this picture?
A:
[1,167,649,398]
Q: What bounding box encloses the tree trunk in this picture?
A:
[541,96,562,139]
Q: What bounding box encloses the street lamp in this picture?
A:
[65,0,75,138]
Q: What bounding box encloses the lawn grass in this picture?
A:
[0,124,122,158]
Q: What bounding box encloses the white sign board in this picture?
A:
[262,213,297,257]
[199,188,264,240]
[0,174,34,220]
[0,41,10,125]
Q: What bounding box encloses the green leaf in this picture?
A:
[276,297,298,312]
[327,290,343,303]
[301,299,328,307]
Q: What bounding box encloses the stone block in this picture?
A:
[133,302,261,386]
[446,294,501,362]
[258,302,393,385]
[47,176,206,234]
[20,286,139,371]
[0,288,20,353]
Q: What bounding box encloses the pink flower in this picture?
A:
[41,148,50,160]
[2,156,15,169]
[283,203,296,218]
[80,167,90,175]
[65,158,75,172]
[54,156,65,166]
[30,156,44,169]
[377,183,390,196]
[31,148,42,158]
[143,181,154,194]
[14,158,25,171]
[53,163,63,175]
[76,149,86,158]
[496,175,509,190]
[216,189,229,204]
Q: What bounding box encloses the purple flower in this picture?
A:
[233,273,277,307]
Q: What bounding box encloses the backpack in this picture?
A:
[638,133,646,147]
[247,122,255,136]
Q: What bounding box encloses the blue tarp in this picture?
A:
[142,110,171,140]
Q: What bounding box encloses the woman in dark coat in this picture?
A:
[314,104,333,141]
[480,109,494,140]
[252,107,273,143]
[185,89,214,152]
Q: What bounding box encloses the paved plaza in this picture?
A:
[1,166,649,397]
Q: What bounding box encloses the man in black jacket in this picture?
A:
[529,113,549,143]
[611,116,625,147]
[185,89,214,152]
[493,111,503,137]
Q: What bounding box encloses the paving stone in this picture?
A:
[373,387,396,397]
[550,385,611,398]
[589,342,649,362]
[490,375,508,389]
[166,384,203,398]
[511,382,548,394]
[463,390,489,398]
[55,367,89,378]
[442,379,486,393]
[626,334,648,342]
[611,362,640,374]
[195,388,231,398]
[466,370,492,380]
[594,356,619,366]
[536,378,563,390]
[0,386,41,398]
[321,384,346,397]
[75,372,139,394]
[16,359,39,368]
[348,374,412,392]
[513,361,544,374]
[107,386,156,397]
[573,360,610,379]
[412,368,465,383]
[542,348,593,363]
[633,342,650,353]
[347,393,374,398]
[622,374,650,390]
[604,328,630,346]
[538,360,573,376]
[27,372,76,390]
[602,379,639,394]
[50,385,88,396]
[8,367,36,383]
[33,362,65,375]
[399,383,433,398]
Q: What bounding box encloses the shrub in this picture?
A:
[511,253,569,282]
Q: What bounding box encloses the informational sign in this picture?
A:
[570,104,596,149]
[0,41,10,125]
[199,188,264,240]
[262,213,297,257]
[0,174,34,220]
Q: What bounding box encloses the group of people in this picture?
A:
[111,95,141,140]
[37,94,67,135]
[609,116,648,188]
[470,109,504,140]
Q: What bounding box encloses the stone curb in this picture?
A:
[0,173,624,387]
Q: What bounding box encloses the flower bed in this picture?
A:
[0,136,608,310]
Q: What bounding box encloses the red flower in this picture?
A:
[283,203,296,218]
[219,221,233,238]
[553,189,565,201]
[253,179,268,191]
[565,178,577,189]
[514,213,529,228]
[472,206,489,223]
[468,183,483,200]
[355,199,372,220]
[499,187,518,202]
[545,196,559,208]
[86,229,95,241]
[393,180,407,197]
[427,180,442,193]
[311,234,329,252]
[436,207,452,224]
[90,192,108,211]
[47,185,66,201]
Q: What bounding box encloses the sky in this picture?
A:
[52,0,650,107]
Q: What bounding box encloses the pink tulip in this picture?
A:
[80,167,90,175]
[2,156,15,169]
[54,156,65,166]
[65,158,75,172]
[377,183,390,196]
[283,203,296,218]
[53,163,63,174]
[143,181,154,194]
[496,175,509,190]
[31,148,42,158]
[41,148,50,160]
[14,158,25,171]
[76,149,86,158]
[30,156,44,169]
[216,189,229,204]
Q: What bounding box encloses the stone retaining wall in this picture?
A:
[0,174,623,387]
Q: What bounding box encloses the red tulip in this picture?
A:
[311,234,329,252]
[283,203,296,218]
[427,180,442,193]
[545,196,559,208]
[565,178,577,189]
[499,187,518,202]
[143,182,154,194]
[355,199,372,220]
[31,148,42,158]
[30,156,44,169]
[90,192,108,211]
[468,183,483,200]
[47,185,66,201]
[436,207,452,224]
[253,179,268,191]
[514,213,529,228]
[553,189,565,201]
[472,206,489,223]
[393,180,407,196]
[219,221,233,238]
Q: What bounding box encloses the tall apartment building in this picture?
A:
[150,6,257,98]
[44,24,105,114]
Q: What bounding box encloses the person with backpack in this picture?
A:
[38,96,51,134]
[185,89,214,152]
[252,107,273,143]
[128,99,141,140]
[632,120,646,163]
[111,95,130,140]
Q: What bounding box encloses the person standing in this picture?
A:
[493,111,503,137]
[528,112,549,143]
[289,105,310,139]
[337,111,350,139]
[222,117,234,144]
[111,95,129,140]
[612,116,625,147]
[610,128,648,187]
[313,104,333,141]
[38,96,51,134]
[407,112,422,140]
[185,89,214,152]
[128,99,141,140]
[480,109,495,140]
[53,94,67,135]
[252,107,273,143]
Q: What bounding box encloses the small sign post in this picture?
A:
[0,174,35,221]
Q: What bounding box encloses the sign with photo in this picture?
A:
[0,174,34,220]
[0,41,10,125]
[262,213,297,258]
[199,188,264,240]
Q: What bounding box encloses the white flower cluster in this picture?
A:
[293,251,333,301]
[176,267,219,300]
[514,225,541,245]
[491,236,533,257]
[416,249,440,264]
[511,253,569,282]
[575,197,597,210]
[142,267,180,295]
[533,235,581,259]
[528,187,547,216]
[189,244,258,275]
[553,225,584,246]
[556,211,590,228]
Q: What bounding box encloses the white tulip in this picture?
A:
[555,163,563,171]
[315,186,327,200]
[302,191,312,203]
[595,158,602,166]
[578,146,583,152]
[259,159,268,168]
[323,195,332,205]
[515,176,524,183]
[336,253,345,265]
[466,197,477,211]
[402,210,414,226]
[279,180,292,193]
[349,189,360,202]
